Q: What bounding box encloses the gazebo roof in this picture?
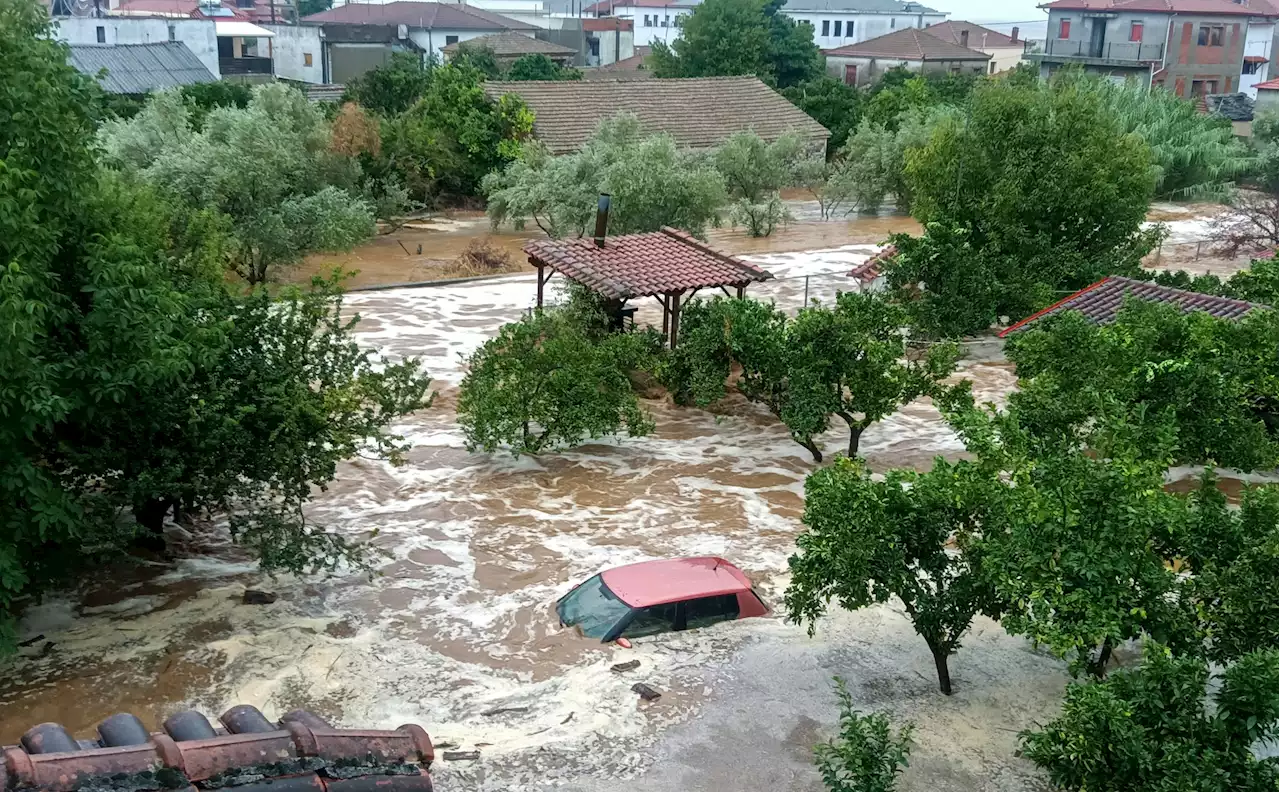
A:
[524,227,772,299]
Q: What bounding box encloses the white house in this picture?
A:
[780,0,945,51]
[54,15,222,77]
[302,1,539,62]
[583,0,697,47]
[1241,17,1278,97]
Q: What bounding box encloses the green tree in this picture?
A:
[343,52,433,116]
[101,84,375,284]
[1021,648,1280,792]
[814,678,914,792]
[457,308,660,455]
[296,0,330,16]
[1004,301,1278,472]
[506,53,583,81]
[665,293,960,461]
[179,80,253,129]
[787,458,1003,695]
[715,130,803,236]
[949,408,1196,677]
[649,0,820,88]
[781,76,862,152]
[484,113,728,238]
[889,77,1160,337]
[451,43,502,79]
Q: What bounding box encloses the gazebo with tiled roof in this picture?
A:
[524,200,773,347]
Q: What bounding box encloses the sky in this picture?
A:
[924,0,1049,38]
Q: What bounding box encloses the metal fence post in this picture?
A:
[803,276,809,306]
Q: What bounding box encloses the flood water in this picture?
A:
[0,202,1263,778]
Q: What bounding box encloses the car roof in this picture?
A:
[599,557,752,608]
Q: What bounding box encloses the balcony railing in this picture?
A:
[219,56,273,75]
[1040,39,1164,63]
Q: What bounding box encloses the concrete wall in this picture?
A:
[825,54,985,87]
[55,16,220,77]
[606,7,690,47]
[407,28,535,58]
[1157,15,1249,97]
[328,42,396,84]
[976,44,1023,74]
[785,10,944,50]
[1240,21,1276,97]
[1257,87,1279,115]
[1042,9,1170,64]
[594,26,633,65]
[262,23,324,83]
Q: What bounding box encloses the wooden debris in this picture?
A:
[242,590,278,605]
[631,683,661,701]
[610,660,641,673]
[443,751,480,762]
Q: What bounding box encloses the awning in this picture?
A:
[1244,55,1269,63]
[215,20,275,37]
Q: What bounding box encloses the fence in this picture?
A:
[1041,39,1164,63]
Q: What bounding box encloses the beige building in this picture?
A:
[921,20,1026,74]
[823,26,990,86]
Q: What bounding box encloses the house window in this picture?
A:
[663,14,669,26]
[445,34,459,45]
[1129,21,1142,41]
[96,25,106,43]
[1191,79,1218,95]
[167,23,176,41]
[890,17,895,28]
[833,20,841,37]
[1243,59,1263,75]
[821,19,829,36]
[1197,25,1224,46]
[304,52,313,66]
[1058,19,1070,39]
[846,19,854,36]
[989,61,996,74]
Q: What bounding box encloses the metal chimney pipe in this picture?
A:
[593,193,611,248]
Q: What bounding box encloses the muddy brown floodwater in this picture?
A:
[0,202,1266,790]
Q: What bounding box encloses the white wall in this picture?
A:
[408,28,535,58]
[787,10,945,49]
[980,44,1023,74]
[595,26,633,65]
[261,23,324,83]
[606,7,691,47]
[55,16,220,77]
[1241,22,1275,97]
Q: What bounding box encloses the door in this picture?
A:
[843,63,857,85]
[1089,18,1105,58]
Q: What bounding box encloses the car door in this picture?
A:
[618,602,680,639]
[682,593,741,631]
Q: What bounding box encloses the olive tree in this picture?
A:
[787,458,1002,695]
[714,130,803,236]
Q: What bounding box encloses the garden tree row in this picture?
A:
[786,408,1279,696]
[662,293,962,461]
[0,0,431,642]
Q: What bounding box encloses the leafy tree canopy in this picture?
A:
[780,76,862,152]
[887,77,1160,337]
[787,457,1004,695]
[1021,647,1280,792]
[716,130,804,236]
[483,113,728,238]
[506,53,583,81]
[649,0,821,88]
[342,52,433,117]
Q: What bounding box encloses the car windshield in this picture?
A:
[557,574,632,640]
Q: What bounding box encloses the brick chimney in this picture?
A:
[1011,26,1019,42]
[960,29,969,47]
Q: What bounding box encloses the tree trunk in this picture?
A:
[1088,639,1114,679]
[797,436,823,463]
[928,641,954,695]
[134,499,170,535]
[847,424,863,458]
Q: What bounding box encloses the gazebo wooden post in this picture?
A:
[736,284,746,299]
[668,290,685,349]
[661,294,670,335]
[535,262,546,308]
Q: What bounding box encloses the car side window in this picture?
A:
[684,594,740,630]
[622,602,679,638]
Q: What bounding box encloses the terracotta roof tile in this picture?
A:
[442,31,576,57]
[0,705,433,791]
[1256,77,1280,90]
[921,20,1022,49]
[525,227,773,299]
[999,276,1262,337]
[824,27,991,60]
[302,1,536,30]
[1039,0,1277,17]
[484,76,828,153]
[847,244,896,283]
[582,16,634,30]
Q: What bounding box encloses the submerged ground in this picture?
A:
[0,204,1261,792]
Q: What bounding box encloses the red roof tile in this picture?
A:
[302,1,536,30]
[824,27,991,61]
[585,0,693,10]
[525,227,772,299]
[583,16,633,30]
[999,276,1261,337]
[922,21,1022,49]
[847,244,896,283]
[0,705,433,791]
[1256,77,1280,90]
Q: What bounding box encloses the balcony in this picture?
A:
[1032,38,1165,66]
[219,56,273,75]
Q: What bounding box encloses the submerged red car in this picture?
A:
[557,556,769,642]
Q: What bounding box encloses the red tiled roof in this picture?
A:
[1244,55,1270,63]
[1039,0,1277,17]
[583,16,634,30]
[922,21,1022,49]
[1256,77,1280,90]
[303,1,537,30]
[0,705,433,791]
[824,27,991,61]
[585,0,691,11]
[525,227,773,299]
[442,32,575,57]
[847,244,896,283]
[999,276,1261,337]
